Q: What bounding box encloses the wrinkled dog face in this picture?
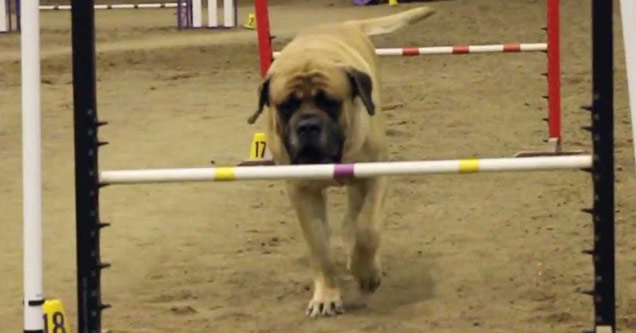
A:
[249,66,375,165]
[276,76,346,164]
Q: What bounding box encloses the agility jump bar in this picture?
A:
[100,155,591,185]
[39,3,179,10]
[272,43,548,58]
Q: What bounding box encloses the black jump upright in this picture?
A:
[71,0,109,330]
[585,0,616,331]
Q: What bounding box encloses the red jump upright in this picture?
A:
[254,0,273,78]
[547,0,561,147]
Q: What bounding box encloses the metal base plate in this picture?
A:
[514,138,586,157]
[237,159,275,166]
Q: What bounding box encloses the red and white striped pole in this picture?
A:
[374,43,547,56]
[272,43,547,58]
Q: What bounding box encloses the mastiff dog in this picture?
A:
[248,6,435,317]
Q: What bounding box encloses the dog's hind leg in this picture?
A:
[287,183,344,317]
[347,176,388,293]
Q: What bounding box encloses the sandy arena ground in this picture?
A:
[1,0,636,332]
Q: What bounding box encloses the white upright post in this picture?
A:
[21,0,44,330]
[192,0,202,27]
[223,0,234,27]
[621,0,636,175]
[208,0,217,27]
[0,0,8,32]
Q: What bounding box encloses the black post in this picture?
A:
[71,0,108,330]
[177,0,183,30]
[15,0,20,32]
[186,0,192,27]
[7,0,11,32]
[589,0,615,330]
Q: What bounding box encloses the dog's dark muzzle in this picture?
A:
[288,115,343,165]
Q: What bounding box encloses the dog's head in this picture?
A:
[249,62,375,165]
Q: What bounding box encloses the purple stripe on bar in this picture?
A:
[334,164,355,179]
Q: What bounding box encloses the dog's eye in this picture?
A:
[277,95,301,119]
[315,90,341,119]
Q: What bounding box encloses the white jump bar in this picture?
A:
[100,155,592,185]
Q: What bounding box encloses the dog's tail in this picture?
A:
[346,6,435,36]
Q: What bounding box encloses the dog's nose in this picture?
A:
[296,117,323,138]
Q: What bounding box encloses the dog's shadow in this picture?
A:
[340,253,435,314]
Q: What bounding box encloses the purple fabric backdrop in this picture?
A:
[352,0,381,5]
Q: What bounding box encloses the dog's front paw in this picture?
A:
[350,253,382,293]
[306,287,344,318]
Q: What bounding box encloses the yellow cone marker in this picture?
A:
[249,132,269,160]
[243,13,256,30]
[389,0,398,6]
[238,132,274,166]
[43,299,71,333]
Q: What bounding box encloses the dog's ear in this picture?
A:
[248,77,271,124]
[347,69,375,116]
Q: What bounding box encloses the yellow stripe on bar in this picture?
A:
[214,167,236,181]
[459,159,479,173]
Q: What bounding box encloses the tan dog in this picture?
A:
[248,7,435,317]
